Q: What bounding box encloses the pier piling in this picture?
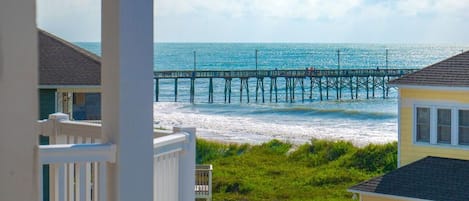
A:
[208,78,214,103]
[224,78,232,103]
[174,78,178,102]
[154,78,159,102]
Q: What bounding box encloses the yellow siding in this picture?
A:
[401,88,469,102]
[361,194,405,201]
[399,88,469,166]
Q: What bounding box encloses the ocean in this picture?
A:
[77,43,468,145]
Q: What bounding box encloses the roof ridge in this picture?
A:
[38,28,101,63]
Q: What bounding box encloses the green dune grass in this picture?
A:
[197,139,397,201]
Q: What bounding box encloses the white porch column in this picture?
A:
[101,0,154,201]
[0,0,38,201]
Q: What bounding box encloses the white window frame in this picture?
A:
[414,106,431,143]
[457,109,469,145]
[436,107,453,145]
[413,102,469,149]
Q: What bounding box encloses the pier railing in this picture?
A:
[154,69,418,79]
[37,113,196,201]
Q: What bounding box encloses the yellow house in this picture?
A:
[349,51,469,201]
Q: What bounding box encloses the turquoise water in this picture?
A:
[77,43,468,145]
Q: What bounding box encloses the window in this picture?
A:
[459,110,469,145]
[437,109,451,144]
[414,105,469,147]
[416,107,430,142]
[73,93,86,105]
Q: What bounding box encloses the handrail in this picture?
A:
[38,143,116,164]
[153,129,174,138]
[58,120,101,138]
[37,114,181,140]
[153,133,187,149]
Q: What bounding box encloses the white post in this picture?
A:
[48,113,70,141]
[101,0,154,200]
[0,0,39,200]
[174,127,196,201]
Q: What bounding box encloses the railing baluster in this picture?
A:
[68,163,74,201]
[92,162,97,201]
[153,157,157,201]
[98,162,107,201]
[157,156,163,201]
[173,152,179,201]
[39,164,44,201]
[77,163,85,201]
[164,155,169,201]
[86,163,92,201]
[208,166,213,198]
[85,138,92,201]
[59,164,67,201]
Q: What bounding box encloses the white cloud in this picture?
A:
[155,0,469,20]
[395,0,433,16]
[156,0,363,20]
[36,0,469,43]
[395,0,469,17]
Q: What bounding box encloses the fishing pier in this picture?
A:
[153,68,418,103]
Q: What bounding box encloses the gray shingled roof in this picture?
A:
[39,29,101,86]
[389,51,469,87]
[349,156,469,201]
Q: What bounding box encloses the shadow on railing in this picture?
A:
[36,113,196,201]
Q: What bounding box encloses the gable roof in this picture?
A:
[349,156,469,201]
[388,51,469,88]
[39,29,101,87]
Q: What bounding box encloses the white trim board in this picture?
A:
[392,84,469,91]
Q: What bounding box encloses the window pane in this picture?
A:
[417,108,430,124]
[438,109,451,125]
[437,109,451,144]
[437,126,451,143]
[460,110,469,126]
[417,125,430,142]
[459,110,469,145]
[416,107,430,142]
[459,128,469,145]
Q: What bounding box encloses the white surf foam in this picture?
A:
[153,102,397,146]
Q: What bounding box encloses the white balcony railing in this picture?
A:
[195,165,213,201]
[37,113,195,201]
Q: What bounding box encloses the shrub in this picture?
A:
[347,142,397,173]
[196,139,250,164]
[289,140,355,166]
[258,139,292,154]
[307,168,368,186]
[198,138,398,201]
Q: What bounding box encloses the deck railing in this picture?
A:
[38,143,115,201]
[37,113,196,201]
[153,127,196,201]
[195,164,213,201]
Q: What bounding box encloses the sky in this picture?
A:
[37,0,469,44]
